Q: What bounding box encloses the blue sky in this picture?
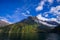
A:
[0,0,60,24]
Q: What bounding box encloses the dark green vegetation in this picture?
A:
[0,16,60,40]
[0,16,40,40]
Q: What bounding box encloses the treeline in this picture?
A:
[0,22,39,40]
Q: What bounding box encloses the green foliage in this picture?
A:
[0,19,39,40]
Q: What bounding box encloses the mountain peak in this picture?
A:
[27,16,33,18]
[0,20,10,27]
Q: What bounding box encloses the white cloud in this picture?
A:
[6,14,12,19]
[50,6,60,22]
[36,6,43,11]
[38,5,60,22]
[36,5,60,27]
[26,10,30,14]
[50,6,60,14]
[22,13,29,16]
[22,13,31,16]
[50,7,56,12]
[0,16,12,24]
[36,0,46,11]
[37,14,57,22]
[47,0,53,3]
[37,14,49,21]
[49,18,57,21]
[45,14,48,17]
[6,8,25,23]
[57,0,60,2]
[0,8,21,24]
[39,20,57,27]
[1,19,12,24]
[36,15,57,27]
[43,12,49,17]
[0,8,31,24]
[22,10,32,16]
[35,16,57,27]
[36,0,54,11]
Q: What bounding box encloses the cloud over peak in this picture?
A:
[36,5,60,27]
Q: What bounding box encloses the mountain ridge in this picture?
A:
[0,16,60,40]
[0,20,10,27]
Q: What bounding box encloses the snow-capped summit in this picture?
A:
[36,14,59,27]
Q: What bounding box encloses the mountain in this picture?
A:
[0,16,57,32]
[0,16,59,40]
[51,25,60,33]
[0,20,9,27]
[0,16,58,33]
[36,14,59,27]
[0,16,39,40]
[44,21,59,25]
